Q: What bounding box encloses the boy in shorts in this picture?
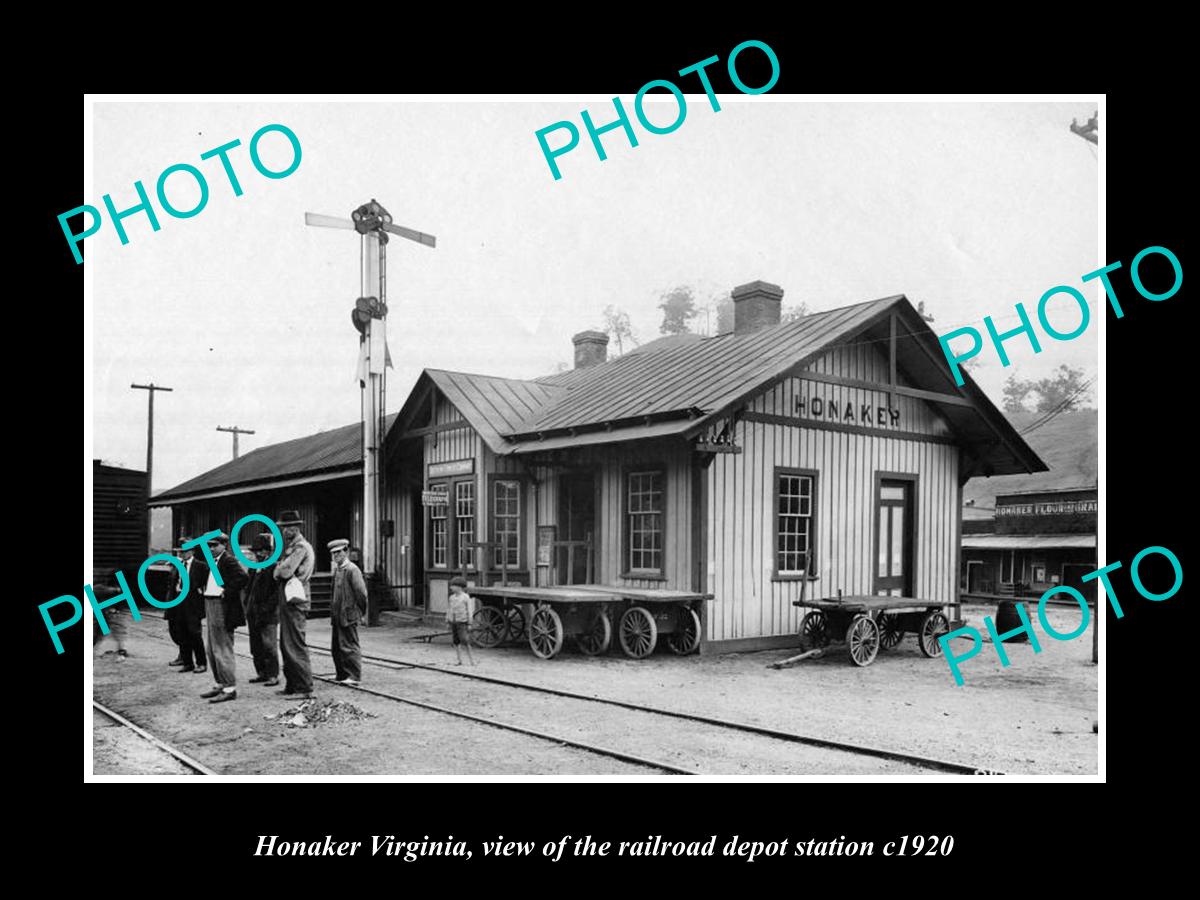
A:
[446,576,476,666]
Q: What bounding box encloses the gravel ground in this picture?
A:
[93,603,1097,776]
[93,704,198,776]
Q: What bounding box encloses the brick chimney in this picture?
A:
[732,281,784,334]
[572,330,609,369]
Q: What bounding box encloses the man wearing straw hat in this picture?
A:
[274,510,315,698]
[327,538,367,685]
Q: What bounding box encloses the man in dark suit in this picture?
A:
[243,532,281,686]
[166,540,190,667]
[170,536,208,674]
[198,531,247,703]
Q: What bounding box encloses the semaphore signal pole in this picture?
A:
[304,200,436,623]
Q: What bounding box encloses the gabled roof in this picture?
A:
[494,294,1044,477]
[514,297,899,435]
[395,369,565,455]
[153,414,397,505]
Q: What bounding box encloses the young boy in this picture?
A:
[446,576,477,666]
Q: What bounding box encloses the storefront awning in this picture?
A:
[961,534,1095,551]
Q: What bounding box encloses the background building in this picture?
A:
[960,410,1097,601]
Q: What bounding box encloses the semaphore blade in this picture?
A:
[304,212,355,230]
[381,221,437,248]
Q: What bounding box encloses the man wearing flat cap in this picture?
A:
[243,532,281,686]
[328,539,368,685]
[199,530,247,703]
[274,510,315,698]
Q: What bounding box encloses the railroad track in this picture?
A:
[93,699,218,775]
[127,623,692,775]
[133,619,993,777]
[347,647,987,775]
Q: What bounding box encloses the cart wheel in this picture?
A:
[846,614,880,667]
[505,605,526,643]
[918,610,950,658]
[667,607,702,655]
[878,613,904,650]
[470,606,508,649]
[575,609,612,656]
[528,606,564,660]
[619,606,658,659]
[800,610,830,649]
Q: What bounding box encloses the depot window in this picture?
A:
[455,481,475,570]
[624,469,665,575]
[775,468,817,578]
[429,482,449,569]
[491,478,523,570]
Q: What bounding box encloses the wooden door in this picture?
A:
[558,471,597,585]
[874,476,915,596]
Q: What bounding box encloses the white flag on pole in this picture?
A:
[356,328,394,384]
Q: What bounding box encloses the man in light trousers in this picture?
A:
[274,510,315,698]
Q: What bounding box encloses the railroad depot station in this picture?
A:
[151,281,1046,658]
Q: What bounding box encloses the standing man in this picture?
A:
[243,532,281,686]
[274,510,315,699]
[176,535,208,674]
[328,539,367,685]
[166,539,189,667]
[199,531,246,704]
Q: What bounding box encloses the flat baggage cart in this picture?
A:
[468,584,710,660]
[791,595,950,667]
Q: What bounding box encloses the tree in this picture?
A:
[1003,365,1092,414]
[780,302,809,324]
[1002,375,1030,413]
[602,305,638,355]
[658,286,698,335]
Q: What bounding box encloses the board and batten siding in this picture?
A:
[706,341,960,643]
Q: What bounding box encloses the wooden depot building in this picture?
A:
[383,281,1046,652]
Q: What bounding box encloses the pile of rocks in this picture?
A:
[265,698,377,729]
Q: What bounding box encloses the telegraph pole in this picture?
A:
[216,425,256,459]
[131,383,173,491]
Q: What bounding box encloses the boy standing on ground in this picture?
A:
[446,576,476,666]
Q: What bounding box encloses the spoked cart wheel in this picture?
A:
[505,605,526,643]
[575,608,612,656]
[918,610,950,658]
[800,610,831,649]
[877,613,904,650]
[846,614,881,667]
[619,606,658,659]
[528,605,565,660]
[667,606,702,655]
[470,606,508,649]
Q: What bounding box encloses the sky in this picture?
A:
[88,98,1099,493]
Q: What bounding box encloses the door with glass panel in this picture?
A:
[874,476,914,596]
